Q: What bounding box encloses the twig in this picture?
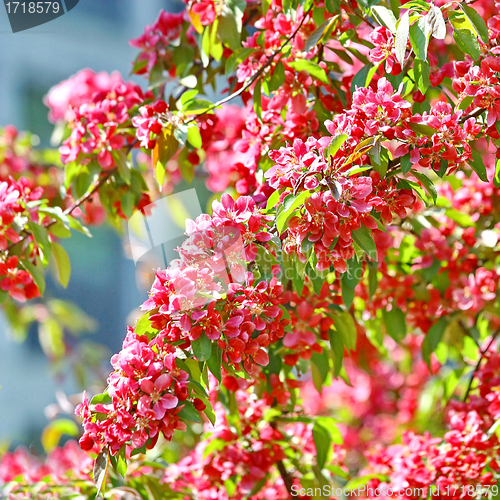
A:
[459,107,485,124]
[463,328,500,401]
[459,320,481,349]
[4,139,139,253]
[185,7,313,125]
[276,460,294,498]
[340,0,375,29]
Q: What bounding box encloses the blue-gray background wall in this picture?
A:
[0,0,185,448]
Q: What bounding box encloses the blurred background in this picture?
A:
[0,0,213,449]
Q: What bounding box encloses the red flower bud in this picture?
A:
[193,398,206,411]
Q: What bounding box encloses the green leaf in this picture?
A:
[453,28,480,60]
[346,166,372,176]
[39,207,70,229]
[409,122,436,136]
[225,47,254,77]
[326,134,348,159]
[209,20,223,61]
[52,242,71,288]
[445,208,475,227]
[203,438,228,458]
[414,58,430,94]
[41,419,79,452]
[311,349,330,393]
[305,19,333,52]
[178,147,195,183]
[469,150,488,182]
[187,125,202,149]
[27,222,52,265]
[368,262,378,298]
[68,215,92,237]
[325,0,340,14]
[38,318,64,359]
[341,257,362,309]
[207,341,223,382]
[382,306,407,342]
[113,149,132,185]
[256,245,277,280]
[409,16,430,60]
[73,161,100,199]
[253,81,262,119]
[332,310,357,351]
[49,222,71,239]
[412,170,437,202]
[427,5,446,40]
[191,334,212,362]
[20,259,45,295]
[316,416,343,444]
[401,153,412,174]
[345,474,389,490]
[371,6,397,33]
[495,158,500,188]
[486,419,500,439]
[402,0,430,11]
[90,392,112,405]
[178,400,202,422]
[153,126,179,187]
[218,8,241,50]
[422,317,448,368]
[183,99,214,114]
[115,446,127,478]
[179,75,198,88]
[292,258,306,297]
[266,190,281,211]
[132,57,148,74]
[288,59,329,84]
[328,329,344,377]
[269,61,286,92]
[351,64,372,92]
[313,423,332,469]
[93,446,110,497]
[276,191,311,233]
[395,11,410,66]
[351,225,377,261]
[185,360,203,385]
[458,95,474,110]
[460,3,489,44]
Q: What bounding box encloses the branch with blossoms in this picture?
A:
[4,0,500,498]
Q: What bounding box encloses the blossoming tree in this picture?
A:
[1,0,500,498]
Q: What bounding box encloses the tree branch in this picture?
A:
[276,460,294,498]
[185,7,313,125]
[4,139,139,254]
[463,328,500,401]
[459,107,485,124]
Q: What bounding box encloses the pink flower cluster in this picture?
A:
[362,350,500,498]
[267,82,416,271]
[140,194,288,374]
[130,10,188,75]
[369,27,402,75]
[0,177,44,302]
[164,386,344,499]
[76,327,190,455]
[45,69,136,123]
[49,70,147,169]
[0,440,92,487]
[132,100,169,149]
